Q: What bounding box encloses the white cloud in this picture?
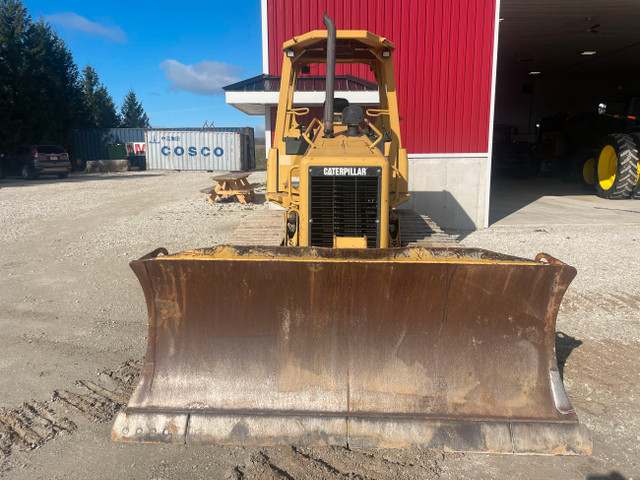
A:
[256,123,265,135]
[159,59,242,95]
[45,12,126,43]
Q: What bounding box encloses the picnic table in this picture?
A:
[200,172,259,205]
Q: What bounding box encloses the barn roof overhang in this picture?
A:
[224,74,379,115]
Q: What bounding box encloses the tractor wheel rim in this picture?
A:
[598,145,617,190]
[583,157,596,185]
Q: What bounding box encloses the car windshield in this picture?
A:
[37,145,65,154]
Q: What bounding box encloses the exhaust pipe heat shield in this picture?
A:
[112,245,591,454]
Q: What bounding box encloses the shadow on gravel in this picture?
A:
[556,331,583,380]
[442,229,473,243]
[210,193,267,204]
[587,472,627,480]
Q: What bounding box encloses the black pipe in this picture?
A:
[323,13,336,138]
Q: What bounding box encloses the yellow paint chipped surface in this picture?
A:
[154,245,545,266]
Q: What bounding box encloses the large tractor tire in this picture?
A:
[571,150,597,189]
[631,133,640,199]
[595,133,638,199]
[581,151,598,189]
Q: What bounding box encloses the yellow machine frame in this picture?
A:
[112,17,591,455]
[266,29,410,248]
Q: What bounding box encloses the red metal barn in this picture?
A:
[225,0,500,229]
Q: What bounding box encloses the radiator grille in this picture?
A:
[309,172,380,248]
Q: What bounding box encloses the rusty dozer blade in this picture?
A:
[112,245,591,454]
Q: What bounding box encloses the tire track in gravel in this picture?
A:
[231,445,447,479]
[2,356,450,479]
[0,401,76,459]
[0,360,140,462]
[53,360,140,422]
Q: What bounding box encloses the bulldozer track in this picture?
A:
[396,209,458,247]
[0,360,140,461]
[2,358,451,478]
[53,360,140,423]
[53,389,118,423]
[226,210,285,245]
[0,401,76,459]
[225,209,458,247]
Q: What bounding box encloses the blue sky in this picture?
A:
[24,0,265,134]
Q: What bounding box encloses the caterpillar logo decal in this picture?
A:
[322,167,368,176]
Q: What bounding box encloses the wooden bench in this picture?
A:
[201,173,259,205]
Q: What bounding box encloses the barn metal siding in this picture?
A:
[266,0,497,154]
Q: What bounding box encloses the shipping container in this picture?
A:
[73,127,255,171]
[72,128,145,169]
[149,127,255,170]
[125,142,146,156]
[145,129,254,171]
[107,143,127,160]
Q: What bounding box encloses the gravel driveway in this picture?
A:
[0,171,638,479]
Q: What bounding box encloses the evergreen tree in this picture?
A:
[0,0,87,147]
[80,65,119,128]
[0,1,124,147]
[119,89,150,128]
[23,18,84,143]
[0,0,29,146]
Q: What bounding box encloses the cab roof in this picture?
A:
[282,30,394,63]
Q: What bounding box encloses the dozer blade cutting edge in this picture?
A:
[112,245,591,455]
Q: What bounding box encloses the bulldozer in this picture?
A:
[112,15,591,455]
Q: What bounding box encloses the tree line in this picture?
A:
[0,0,150,150]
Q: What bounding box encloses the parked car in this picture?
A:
[0,144,71,180]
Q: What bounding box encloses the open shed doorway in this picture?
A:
[490,0,640,226]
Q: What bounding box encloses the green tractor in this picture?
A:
[537,97,640,199]
[590,99,640,199]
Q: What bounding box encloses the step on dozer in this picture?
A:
[112,15,591,454]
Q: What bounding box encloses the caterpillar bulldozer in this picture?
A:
[112,15,591,454]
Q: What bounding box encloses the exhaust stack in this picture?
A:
[323,13,336,138]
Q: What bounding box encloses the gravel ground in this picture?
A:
[0,171,638,479]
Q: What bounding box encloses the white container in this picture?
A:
[145,130,247,171]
